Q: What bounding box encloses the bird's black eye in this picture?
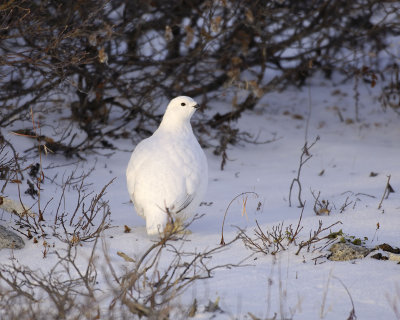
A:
[181,102,186,106]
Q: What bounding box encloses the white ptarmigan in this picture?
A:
[126,96,208,235]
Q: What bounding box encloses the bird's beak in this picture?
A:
[193,104,200,109]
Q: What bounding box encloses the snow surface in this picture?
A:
[1,73,400,319]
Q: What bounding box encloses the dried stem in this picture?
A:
[378,174,394,209]
[220,191,258,245]
[289,136,320,207]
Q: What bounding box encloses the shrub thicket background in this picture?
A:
[0,1,400,319]
[0,0,399,154]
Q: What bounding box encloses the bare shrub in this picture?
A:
[0,237,100,320]
[295,220,342,256]
[0,215,243,320]
[106,217,242,319]
[0,136,34,218]
[0,139,23,195]
[11,169,113,247]
[0,1,399,160]
[52,171,114,245]
[240,205,342,258]
[311,190,332,216]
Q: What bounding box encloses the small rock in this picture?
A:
[0,196,35,217]
[0,225,25,250]
[204,297,223,313]
[389,253,400,262]
[376,243,400,254]
[371,252,389,260]
[329,242,371,261]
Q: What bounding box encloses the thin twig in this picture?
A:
[289,136,320,207]
[333,276,357,320]
[378,174,393,209]
[220,191,258,245]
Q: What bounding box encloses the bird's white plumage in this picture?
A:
[126,96,208,235]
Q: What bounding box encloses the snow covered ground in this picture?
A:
[1,73,400,319]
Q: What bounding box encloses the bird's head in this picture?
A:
[160,96,199,129]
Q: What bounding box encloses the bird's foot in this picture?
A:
[164,217,191,236]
